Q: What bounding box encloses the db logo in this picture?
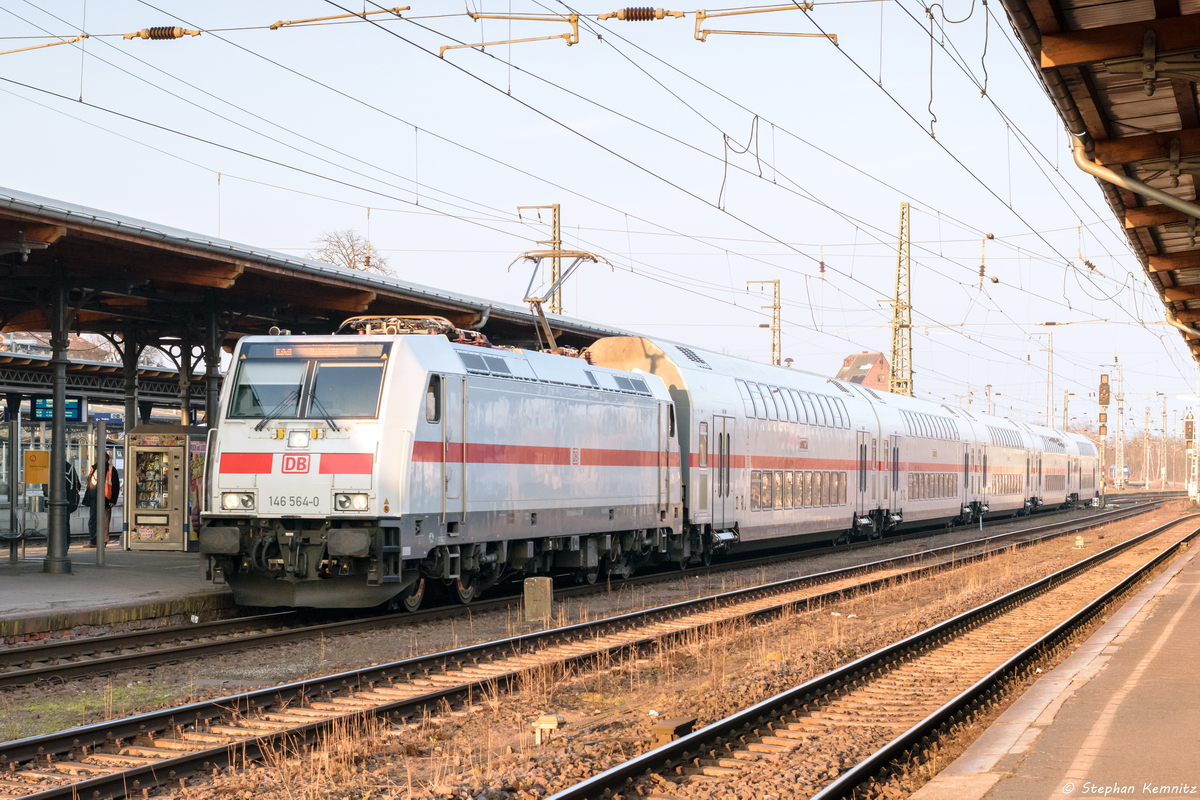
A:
[282,454,311,474]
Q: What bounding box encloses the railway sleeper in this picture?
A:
[87,753,161,765]
[146,738,206,751]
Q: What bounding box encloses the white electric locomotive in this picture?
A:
[199,318,1099,609]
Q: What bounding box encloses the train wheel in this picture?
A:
[581,567,600,585]
[701,546,713,567]
[454,572,479,605]
[399,578,426,613]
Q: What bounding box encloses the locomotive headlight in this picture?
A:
[221,492,255,511]
[286,429,310,449]
[335,493,369,511]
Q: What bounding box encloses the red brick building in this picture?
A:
[836,352,890,391]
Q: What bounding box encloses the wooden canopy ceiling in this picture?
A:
[1001,0,1200,362]
[0,188,624,351]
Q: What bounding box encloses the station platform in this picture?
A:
[913,541,1200,799]
[0,541,236,645]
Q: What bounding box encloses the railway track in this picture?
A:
[546,515,1200,800]
[0,502,1170,799]
[0,503,1158,689]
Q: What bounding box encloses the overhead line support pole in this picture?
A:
[890,202,913,396]
[746,280,781,365]
[517,205,563,314]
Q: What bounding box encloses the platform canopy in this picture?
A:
[0,186,625,352]
[1000,0,1200,363]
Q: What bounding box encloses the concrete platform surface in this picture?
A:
[0,542,235,641]
[912,542,1200,800]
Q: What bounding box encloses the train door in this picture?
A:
[657,402,671,520]
[442,375,465,531]
[856,431,870,516]
[713,416,735,530]
[962,446,970,508]
[892,435,903,507]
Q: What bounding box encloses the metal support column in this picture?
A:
[6,393,21,563]
[204,300,221,426]
[178,328,193,427]
[94,419,107,567]
[44,282,71,574]
[122,320,140,430]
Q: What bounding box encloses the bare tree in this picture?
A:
[306,229,390,274]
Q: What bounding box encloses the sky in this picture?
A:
[1,0,1195,437]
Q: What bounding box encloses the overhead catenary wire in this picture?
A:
[5,2,1185,396]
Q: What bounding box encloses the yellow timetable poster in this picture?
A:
[24,450,49,484]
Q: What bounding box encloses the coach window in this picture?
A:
[784,471,794,507]
[736,380,756,417]
[747,382,765,418]
[751,471,762,510]
[698,423,709,469]
[780,389,797,422]
[773,472,784,509]
[426,375,441,422]
[811,396,827,427]
[669,405,676,437]
[760,386,779,420]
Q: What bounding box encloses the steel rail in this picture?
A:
[0,504,1166,799]
[545,514,1200,800]
[0,503,1156,689]
[810,521,1200,800]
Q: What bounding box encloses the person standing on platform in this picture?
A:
[84,456,120,547]
[43,461,81,535]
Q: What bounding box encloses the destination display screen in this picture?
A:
[242,343,388,359]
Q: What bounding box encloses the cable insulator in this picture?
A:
[819,260,826,277]
[599,8,683,20]
[125,26,201,40]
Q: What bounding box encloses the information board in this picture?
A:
[32,397,85,421]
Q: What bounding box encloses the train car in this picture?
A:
[200,320,1099,609]
[588,336,1099,546]
[200,317,682,609]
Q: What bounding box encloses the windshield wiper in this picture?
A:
[254,389,301,431]
[307,392,341,432]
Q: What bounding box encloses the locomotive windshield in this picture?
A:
[228,342,390,420]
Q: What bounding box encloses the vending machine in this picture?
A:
[124,424,207,551]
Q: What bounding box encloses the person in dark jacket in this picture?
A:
[41,461,81,515]
[84,457,121,547]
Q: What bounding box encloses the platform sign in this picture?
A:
[24,450,49,483]
[32,397,86,421]
[91,412,123,423]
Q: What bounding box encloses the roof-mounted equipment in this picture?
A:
[510,250,610,351]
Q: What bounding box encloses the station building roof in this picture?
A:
[999,0,1200,363]
[0,186,628,351]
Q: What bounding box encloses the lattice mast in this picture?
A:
[1114,362,1125,491]
[1143,406,1151,484]
[517,204,563,314]
[746,280,781,365]
[1161,397,1168,489]
[889,202,913,396]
